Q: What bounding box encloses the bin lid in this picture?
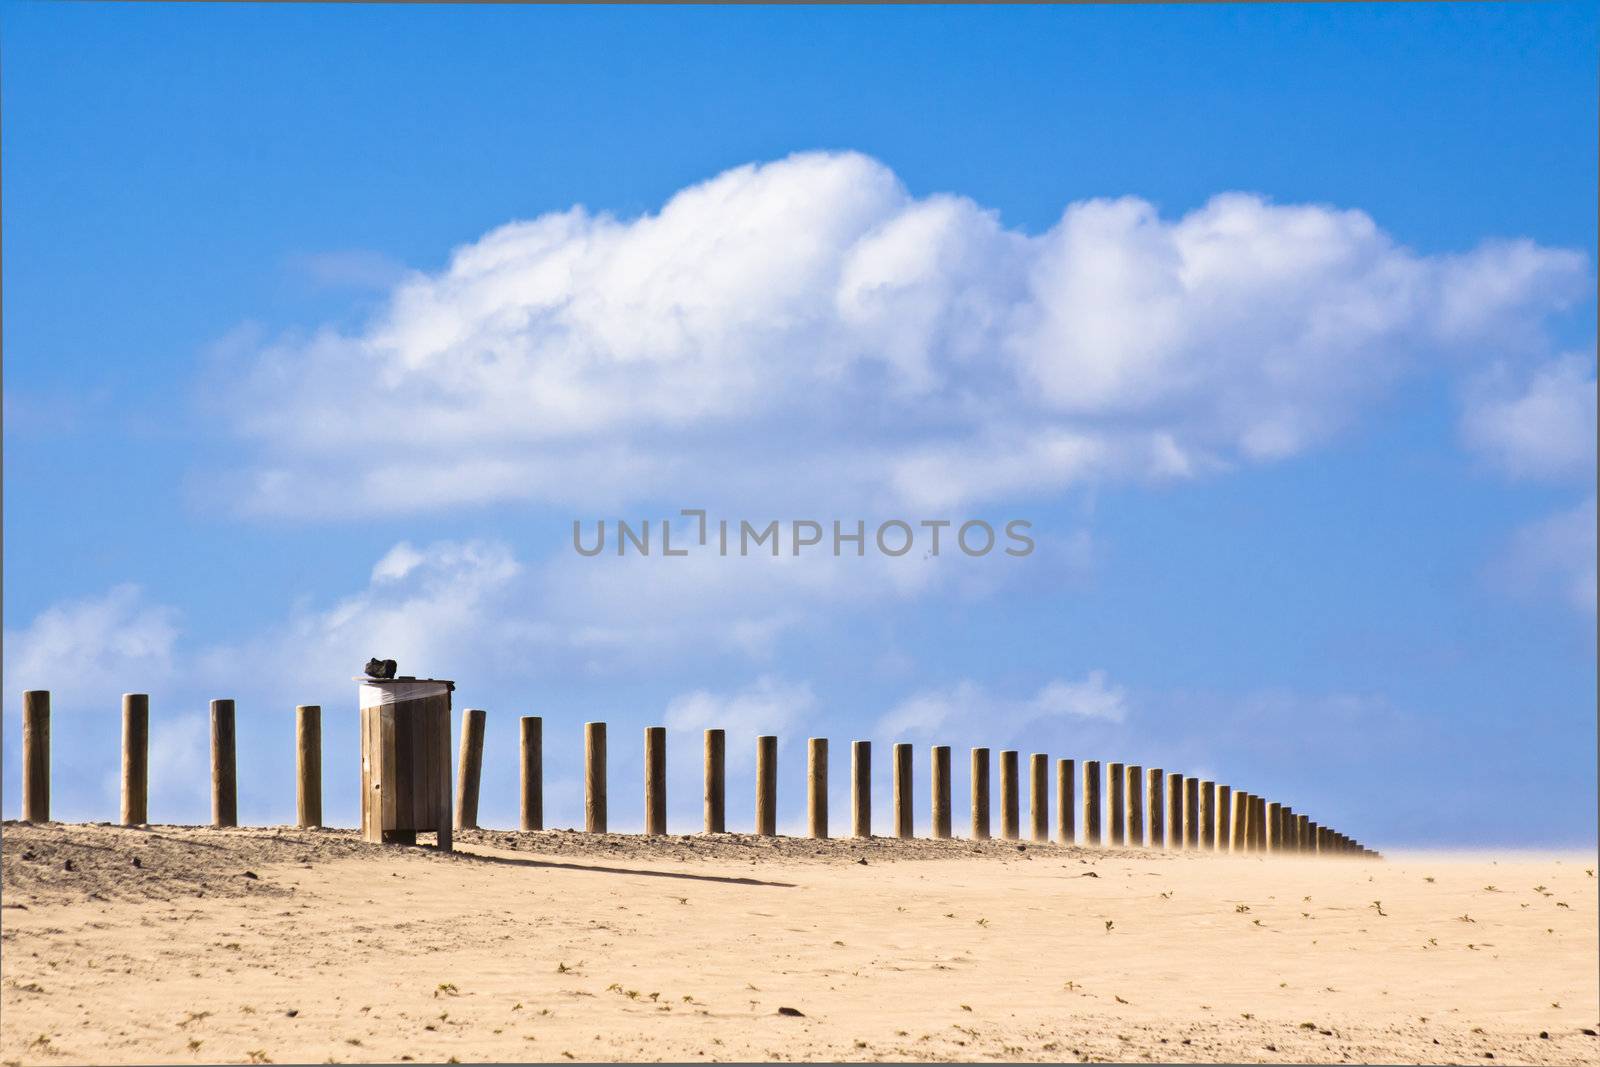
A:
[356,677,455,708]
[352,676,455,687]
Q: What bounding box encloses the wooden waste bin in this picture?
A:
[359,677,455,850]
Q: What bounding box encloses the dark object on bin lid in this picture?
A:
[364,657,398,680]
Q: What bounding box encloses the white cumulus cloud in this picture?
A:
[218,150,1585,517]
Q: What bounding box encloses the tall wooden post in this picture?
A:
[703,729,725,833]
[931,745,952,839]
[893,743,913,839]
[1280,806,1296,853]
[1056,758,1076,845]
[1126,765,1144,847]
[1029,754,1049,842]
[1233,791,1251,853]
[1295,812,1309,852]
[1107,762,1125,846]
[1082,760,1101,846]
[295,704,321,829]
[1166,772,1184,850]
[585,721,607,833]
[21,691,50,823]
[454,708,486,831]
[756,735,778,836]
[1253,795,1267,851]
[1215,784,1232,852]
[852,740,872,838]
[998,750,1020,840]
[121,693,149,826]
[1147,768,1165,849]
[1199,781,1215,850]
[210,699,237,828]
[645,726,667,835]
[520,716,543,831]
[1183,777,1200,848]
[808,738,829,839]
[971,748,991,840]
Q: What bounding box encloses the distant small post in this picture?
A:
[1199,781,1215,850]
[1126,765,1144,847]
[210,699,237,828]
[971,748,991,840]
[756,735,778,836]
[999,750,1020,840]
[585,721,607,833]
[1233,791,1251,853]
[1082,760,1102,846]
[703,729,726,833]
[1107,762,1125,846]
[1056,758,1076,845]
[21,691,50,823]
[852,740,872,838]
[295,704,321,829]
[455,708,486,831]
[1147,768,1165,849]
[1215,785,1232,852]
[931,746,952,839]
[1029,754,1049,843]
[645,726,667,835]
[121,694,150,827]
[893,743,913,839]
[520,716,543,831]
[1166,772,1184,850]
[808,738,829,839]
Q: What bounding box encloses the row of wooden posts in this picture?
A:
[14,692,1377,857]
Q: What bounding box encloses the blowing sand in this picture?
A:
[2,822,1595,1065]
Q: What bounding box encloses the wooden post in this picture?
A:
[1253,795,1267,851]
[585,721,607,833]
[703,729,725,833]
[1166,772,1183,850]
[1183,777,1200,848]
[756,735,778,836]
[852,740,872,838]
[1107,762,1125,846]
[1295,812,1309,852]
[1126,765,1144,847]
[893,743,913,839]
[295,704,321,829]
[120,693,149,826]
[1199,781,1215,850]
[1215,784,1232,852]
[645,726,667,835]
[970,748,990,840]
[454,708,486,831]
[1147,768,1165,849]
[21,691,49,823]
[808,738,829,839]
[998,750,1019,840]
[1311,822,1324,854]
[1029,754,1049,842]
[1233,791,1251,853]
[1082,760,1101,846]
[931,746,952,839]
[1280,806,1296,853]
[520,716,543,831]
[210,699,237,828]
[1056,758,1075,845]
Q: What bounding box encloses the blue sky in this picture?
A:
[4,3,1595,846]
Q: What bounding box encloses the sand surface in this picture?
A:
[2,822,1595,1065]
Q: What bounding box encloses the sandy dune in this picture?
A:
[2,823,1595,1064]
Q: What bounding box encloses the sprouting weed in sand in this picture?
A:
[1240,1013,1254,1020]
[677,898,688,905]
[1370,901,1387,917]
[556,962,570,973]
[345,1038,362,1046]
[1114,995,1129,1004]
[1556,901,1571,909]
[245,1051,272,1064]
[1424,877,1435,883]
[1104,920,1114,932]
[960,1005,972,1012]
[1251,919,1262,927]
[625,990,640,1000]
[438,1011,449,1022]
[1063,981,1077,991]
[187,1039,202,1051]
[1427,937,1437,945]
[511,1003,522,1011]
[606,983,622,993]
[976,918,989,927]
[1235,904,1250,913]
[1457,914,1476,923]
[1159,891,1172,900]
[1552,1002,1562,1009]
[436,983,460,997]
